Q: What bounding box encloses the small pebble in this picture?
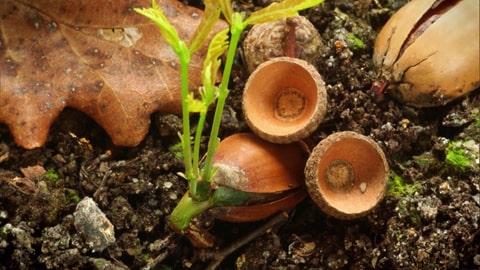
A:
[359,182,367,193]
[73,197,115,252]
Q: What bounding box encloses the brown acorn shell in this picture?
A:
[304,131,389,219]
[243,57,327,144]
[211,188,307,222]
[212,133,308,193]
[373,0,479,107]
[242,15,324,73]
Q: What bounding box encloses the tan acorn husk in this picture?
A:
[243,57,327,144]
[373,0,479,107]
[304,131,389,219]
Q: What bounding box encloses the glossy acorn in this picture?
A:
[208,133,308,222]
[304,131,389,219]
[243,57,327,144]
[372,0,480,107]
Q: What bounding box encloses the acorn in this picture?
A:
[243,15,325,73]
[208,133,309,222]
[372,0,480,107]
[304,131,389,219]
[243,57,327,144]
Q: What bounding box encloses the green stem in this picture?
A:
[179,55,195,195]
[202,21,244,182]
[192,110,207,191]
[168,192,212,232]
[170,20,245,234]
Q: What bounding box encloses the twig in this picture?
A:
[144,233,175,270]
[206,211,290,270]
[93,170,111,199]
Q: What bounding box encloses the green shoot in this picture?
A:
[135,2,193,195]
[135,0,324,236]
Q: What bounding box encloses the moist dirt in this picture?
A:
[1,0,479,269]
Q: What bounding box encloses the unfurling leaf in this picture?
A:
[201,28,229,99]
[245,0,324,25]
[188,0,224,54]
[218,0,234,24]
[134,1,185,57]
[187,93,207,113]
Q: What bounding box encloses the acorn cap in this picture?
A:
[304,131,389,219]
[242,15,325,73]
[243,57,327,144]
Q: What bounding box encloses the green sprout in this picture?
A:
[135,0,323,238]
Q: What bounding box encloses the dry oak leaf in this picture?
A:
[0,0,227,149]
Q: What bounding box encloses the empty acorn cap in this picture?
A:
[243,57,327,144]
[304,131,389,219]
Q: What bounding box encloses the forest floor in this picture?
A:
[1,0,479,269]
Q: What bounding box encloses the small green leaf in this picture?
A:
[134,0,189,59]
[245,0,324,25]
[293,0,324,11]
[218,0,234,24]
[202,28,229,94]
[187,93,207,113]
[188,0,223,54]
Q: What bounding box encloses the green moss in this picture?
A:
[42,168,59,181]
[140,252,151,263]
[445,141,473,172]
[49,208,58,219]
[168,142,183,159]
[346,32,365,50]
[65,189,81,204]
[67,194,81,204]
[387,171,418,198]
[412,151,437,171]
[475,116,480,126]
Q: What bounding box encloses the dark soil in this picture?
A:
[1,0,479,269]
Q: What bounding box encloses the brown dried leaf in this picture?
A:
[0,0,227,149]
[20,165,47,179]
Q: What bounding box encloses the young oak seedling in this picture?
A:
[135,0,323,246]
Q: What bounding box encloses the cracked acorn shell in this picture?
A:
[304,131,389,219]
[373,0,480,107]
[209,133,308,222]
[243,57,327,144]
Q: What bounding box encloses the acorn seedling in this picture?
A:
[135,0,323,246]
